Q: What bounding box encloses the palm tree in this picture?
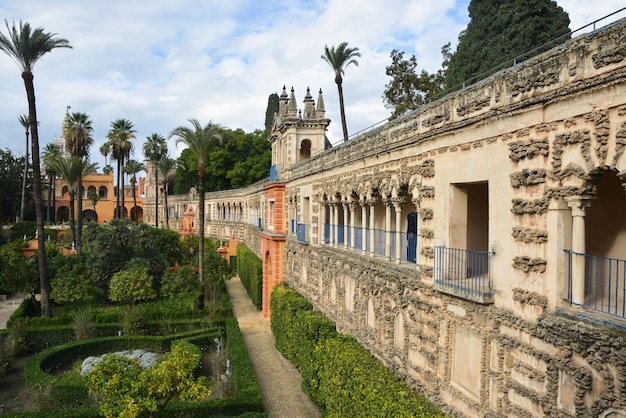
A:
[18,115,30,222]
[321,42,361,142]
[170,119,222,309]
[0,20,72,317]
[124,159,146,222]
[49,155,97,252]
[64,111,93,253]
[100,142,114,175]
[106,119,135,219]
[42,143,61,222]
[155,154,176,229]
[143,133,167,227]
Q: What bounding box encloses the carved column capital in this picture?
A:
[564,195,594,217]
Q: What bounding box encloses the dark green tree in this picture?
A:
[264,92,280,132]
[0,149,26,224]
[445,0,570,89]
[174,128,271,193]
[382,45,450,118]
[0,20,72,317]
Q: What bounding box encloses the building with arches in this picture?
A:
[143,18,626,417]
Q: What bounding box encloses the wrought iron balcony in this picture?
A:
[434,246,494,304]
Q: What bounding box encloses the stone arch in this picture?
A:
[599,409,626,418]
[299,138,312,161]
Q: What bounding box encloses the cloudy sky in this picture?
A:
[0,1,624,170]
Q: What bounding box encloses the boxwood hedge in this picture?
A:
[270,284,445,417]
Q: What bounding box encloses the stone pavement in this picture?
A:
[224,277,321,418]
[0,294,26,329]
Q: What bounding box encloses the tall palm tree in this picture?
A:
[0,20,72,317]
[170,119,222,309]
[100,142,114,175]
[155,154,176,229]
[64,111,93,254]
[106,119,135,219]
[49,155,97,252]
[124,159,145,222]
[321,42,361,142]
[18,114,30,222]
[42,143,61,222]
[143,133,167,227]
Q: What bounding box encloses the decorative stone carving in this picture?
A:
[512,256,547,273]
[511,198,550,215]
[511,227,548,244]
[512,288,548,308]
[509,138,549,162]
[510,169,547,188]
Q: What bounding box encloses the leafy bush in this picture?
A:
[161,265,200,299]
[122,308,148,336]
[73,312,95,341]
[109,266,157,307]
[87,340,210,418]
[236,244,263,310]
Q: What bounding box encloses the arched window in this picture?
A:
[99,186,108,199]
[299,139,312,160]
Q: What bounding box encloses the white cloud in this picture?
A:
[0,0,624,168]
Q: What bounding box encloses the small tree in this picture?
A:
[161,265,200,299]
[87,340,210,418]
[109,266,156,308]
[50,260,94,310]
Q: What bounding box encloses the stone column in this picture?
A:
[393,198,404,264]
[368,199,377,257]
[343,202,351,249]
[384,198,392,260]
[565,196,593,306]
[412,197,420,268]
[360,199,367,254]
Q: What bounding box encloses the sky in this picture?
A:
[0,0,624,171]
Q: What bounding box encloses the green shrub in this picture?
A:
[236,245,263,310]
[122,307,148,336]
[270,285,444,418]
[73,313,95,341]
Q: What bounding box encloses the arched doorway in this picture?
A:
[131,207,144,223]
[83,209,98,223]
[57,206,69,222]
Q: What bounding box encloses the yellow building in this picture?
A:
[48,171,144,224]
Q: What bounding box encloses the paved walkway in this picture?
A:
[0,294,26,329]
[224,277,321,418]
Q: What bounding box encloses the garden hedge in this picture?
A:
[236,245,263,310]
[17,319,263,417]
[270,284,445,417]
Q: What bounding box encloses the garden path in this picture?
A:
[0,294,26,329]
[224,276,321,418]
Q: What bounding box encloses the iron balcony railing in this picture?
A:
[321,224,418,265]
[434,246,494,304]
[565,250,626,319]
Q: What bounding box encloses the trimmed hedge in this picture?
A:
[236,245,263,310]
[19,320,264,417]
[270,284,445,418]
